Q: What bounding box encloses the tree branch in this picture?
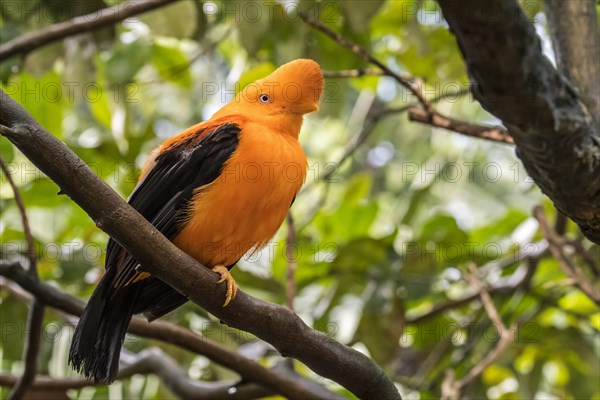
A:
[409,240,547,324]
[0,260,344,400]
[442,264,517,400]
[323,69,385,78]
[408,108,514,145]
[0,348,302,399]
[436,0,600,244]
[0,157,46,400]
[544,0,600,129]
[0,90,400,399]
[299,12,431,113]
[0,0,179,62]
[533,206,600,305]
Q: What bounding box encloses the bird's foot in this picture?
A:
[212,265,237,307]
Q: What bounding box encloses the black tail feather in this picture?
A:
[135,278,187,322]
[69,270,141,383]
[69,272,187,383]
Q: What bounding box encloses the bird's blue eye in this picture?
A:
[259,94,270,103]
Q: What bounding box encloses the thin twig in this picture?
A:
[553,211,599,278]
[0,158,36,271]
[534,206,600,305]
[323,69,385,78]
[320,88,474,184]
[408,260,539,325]
[0,91,401,400]
[0,348,315,399]
[319,97,385,182]
[286,213,297,311]
[0,260,344,400]
[442,264,516,400]
[301,9,514,151]
[299,12,432,113]
[554,211,568,235]
[0,0,179,62]
[299,88,473,231]
[382,87,471,116]
[1,156,45,400]
[138,25,234,86]
[437,0,600,245]
[408,108,514,145]
[6,302,44,400]
[566,238,600,278]
[465,264,508,331]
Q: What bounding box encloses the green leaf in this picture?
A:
[152,40,192,88]
[20,178,62,207]
[334,236,391,274]
[105,40,152,84]
[341,0,385,32]
[483,364,513,386]
[89,87,112,129]
[2,71,64,138]
[0,136,15,162]
[419,213,468,245]
[590,312,600,331]
[139,0,198,39]
[237,2,272,56]
[356,287,405,364]
[558,291,598,315]
[330,174,378,242]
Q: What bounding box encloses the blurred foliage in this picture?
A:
[1,1,599,399]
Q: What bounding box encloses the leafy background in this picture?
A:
[1,0,599,399]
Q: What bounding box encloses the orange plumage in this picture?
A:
[69,59,324,383]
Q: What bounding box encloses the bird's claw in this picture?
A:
[212,265,237,307]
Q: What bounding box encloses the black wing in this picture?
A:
[69,123,241,383]
[107,122,240,312]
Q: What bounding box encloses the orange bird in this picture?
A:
[69,59,324,383]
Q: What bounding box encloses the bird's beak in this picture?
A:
[299,101,319,114]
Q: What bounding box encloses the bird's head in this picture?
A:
[215,59,324,129]
[247,59,324,115]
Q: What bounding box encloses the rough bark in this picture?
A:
[544,0,600,129]
[437,0,600,244]
[0,0,178,62]
[0,90,401,400]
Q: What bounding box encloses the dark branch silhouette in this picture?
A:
[0,90,401,400]
[437,0,600,244]
[544,0,600,128]
[0,0,179,62]
[0,260,344,400]
[408,108,514,145]
[0,158,45,400]
[0,347,327,399]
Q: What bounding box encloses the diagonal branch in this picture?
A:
[544,0,600,128]
[534,206,600,305]
[0,0,179,62]
[436,0,600,244]
[323,69,385,78]
[300,11,516,151]
[0,90,400,400]
[408,108,514,145]
[0,348,295,399]
[442,264,517,400]
[299,12,431,113]
[0,260,344,400]
[0,157,45,400]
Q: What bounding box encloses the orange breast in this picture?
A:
[172,122,307,267]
